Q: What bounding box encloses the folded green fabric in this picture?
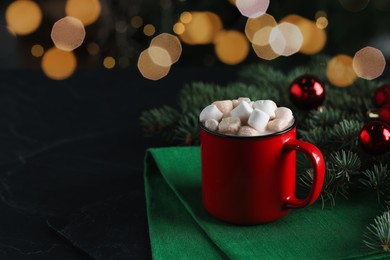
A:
[144,147,389,259]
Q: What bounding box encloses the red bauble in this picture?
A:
[289,75,325,110]
[379,104,390,124]
[374,84,390,107]
[358,121,390,154]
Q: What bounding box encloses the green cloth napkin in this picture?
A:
[144,147,389,259]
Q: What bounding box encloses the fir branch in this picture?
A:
[359,164,390,203]
[140,105,180,140]
[329,119,362,148]
[172,112,200,145]
[363,211,390,252]
[303,107,344,129]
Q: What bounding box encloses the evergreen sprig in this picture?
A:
[359,164,390,203]
[363,211,390,252]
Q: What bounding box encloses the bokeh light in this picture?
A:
[173,23,185,35]
[180,12,192,24]
[245,13,277,43]
[339,0,370,12]
[150,33,182,64]
[236,0,270,18]
[143,24,156,36]
[316,17,328,29]
[252,26,279,60]
[373,0,390,11]
[31,44,44,58]
[214,30,249,65]
[41,47,77,80]
[65,0,101,26]
[281,14,327,55]
[353,47,386,80]
[138,49,171,81]
[103,56,115,69]
[51,16,86,51]
[5,0,42,35]
[131,16,143,28]
[178,12,222,45]
[270,23,303,56]
[87,42,100,55]
[326,54,356,87]
[148,46,172,67]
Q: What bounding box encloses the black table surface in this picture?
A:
[0,68,237,259]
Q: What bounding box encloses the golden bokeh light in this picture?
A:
[65,0,101,26]
[148,46,172,67]
[180,12,192,24]
[270,23,303,56]
[173,22,185,35]
[41,47,77,80]
[51,16,86,51]
[214,30,249,65]
[179,12,222,45]
[236,0,270,18]
[245,13,277,44]
[339,0,370,12]
[138,49,171,81]
[150,33,182,64]
[31,44,44,58]
[87,42,100,55]
[353,47,386,80]
[316,17,328,29]
[252,26,279,60]
[103,56,115,69]
[229,0,236,5]
[281,14,327,55]
[143,24,156,36]
[131,16,143,28]
[5,0,42,35]
[326,54,356,87]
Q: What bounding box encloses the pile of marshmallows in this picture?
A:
[199,98,294,137]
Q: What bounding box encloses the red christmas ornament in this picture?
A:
[379,104,390,124]
[374,84,390,107]
[289,75,325,110]
[358,121,390,154]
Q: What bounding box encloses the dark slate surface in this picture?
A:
[0,68,237,259]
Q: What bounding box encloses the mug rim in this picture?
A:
[199,118,297,140]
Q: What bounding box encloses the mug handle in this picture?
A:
[283,139,325,209]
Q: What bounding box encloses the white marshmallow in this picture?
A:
[213,100,233,117]
[248,108,270,132]
[199,104,223,122]
[267,118,293,132]
[253,100,277,119]
[237,126,260,136]
[218,117,241,135]
[230,101,253,124]
[232,97,251,108]
[204,119,219,131]
[275,107,293,120]
[238,97,251,103]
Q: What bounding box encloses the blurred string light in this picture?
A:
[316,17,328,29]
[131,16,143,29]
[236,0,270,18]
[65,0,101,26]
[245,14,279,60]
[373,0,390,11]
[31,44,44,58]
[5,0,42,35]
[269,23,303,56]
[143,24,156,36]
[103,56,116,69]
[138,33,182,80]
[87,42,100,55]
[352,46,386,80]
[338,0,370,12]
[326,54,356,87]
[280,14,327,55]
[176,11,222,45]
[41,47,77,80]
[180,12,192,24]
[51,16,86,51]
[214,30,249,65]
[173,22,185,35]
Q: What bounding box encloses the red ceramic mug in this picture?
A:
[200,120,325,224]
